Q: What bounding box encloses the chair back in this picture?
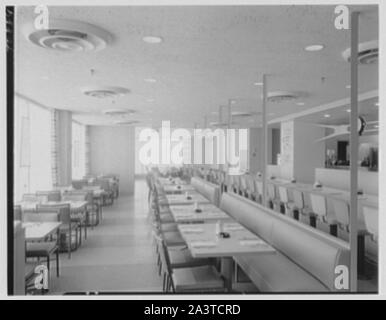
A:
[72,179,88,190]
[363,206,378,240]
[62,191,88,202]
[292,189,305,209]
[267,184,276,200]
[36,190,61,202]
[37,203,71,224]
[246,175,255,193]
[310,194,327,217]
[240,175,247,191]
[22,194,38,202]
[278,186,289,203]
[23,212,59,222]
[154,232,173,276]
[254,180,263,196]
[331,199,350,227]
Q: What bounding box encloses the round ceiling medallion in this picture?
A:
[23,19,113,52]
[81,86,130,99]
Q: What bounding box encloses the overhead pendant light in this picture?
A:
[142,36,163,44]
[304,44,325,52]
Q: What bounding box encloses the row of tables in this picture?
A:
[158,177,276,291]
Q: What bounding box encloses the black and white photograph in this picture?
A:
[1,1,384,300]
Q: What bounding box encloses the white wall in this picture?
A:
[90,126,135,195]
[293,120,325,183]
[249,127,263,173]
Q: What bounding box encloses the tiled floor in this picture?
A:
[50,179,162,294]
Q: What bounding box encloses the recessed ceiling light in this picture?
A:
[142,36,163,44]
[324,114,331,118]
[144,78,156,83]
[374,125,379,128]
[253,82,263,86]
[375,102,379,107]
[346,109,351,113]
[346,85,351,89]
[296,102,305,106]
[230,100,236,104]
[304,44,324,51]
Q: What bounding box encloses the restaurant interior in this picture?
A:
[10,5,379,295]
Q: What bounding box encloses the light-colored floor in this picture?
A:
[50,179,162,294]
[47,178,377,294]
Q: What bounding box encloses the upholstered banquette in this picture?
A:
[190,177,221,207]
[220,192,351,292]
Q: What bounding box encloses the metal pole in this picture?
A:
[262,74,268,207]
[349,11,359,292]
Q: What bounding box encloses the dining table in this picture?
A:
[165,193,211,206]
[177,222,276,291]
[169,203,231,223]
[162,184,196,194]
[23,221,62,241]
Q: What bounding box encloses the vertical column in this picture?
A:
[349,11,359,292]
[261,74,268,206]
[56,110,72,186]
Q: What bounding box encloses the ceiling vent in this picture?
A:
[103,108,136,116]
[23,19,112,52]
[114,120,140,126]
[342,40,378,65]
[81,86,130,99]
[267,91,298,103]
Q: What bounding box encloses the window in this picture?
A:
[14,96,52,200]
[72,121,86,179]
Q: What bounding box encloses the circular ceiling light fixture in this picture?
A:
[346,85,351,89]
[23,19,112,52]
[342,40,378,64]
[114,120,140,126]
[375,102,379,107]
[102,108,136,116]
[253,82,263,86]
[81,86,130,99]
[267,91,298,103]
[324,114,331,118]
[231,111,254,117]
[304,44,325,52]
[142,36,163,44]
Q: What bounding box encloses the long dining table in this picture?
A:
[169,203,231,223]
[165,193,211,206]
[178,222,276,291]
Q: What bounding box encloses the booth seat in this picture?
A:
[220,193,351,292]
[190,177,221,207]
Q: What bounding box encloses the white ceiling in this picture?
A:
[15,5,379,127]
